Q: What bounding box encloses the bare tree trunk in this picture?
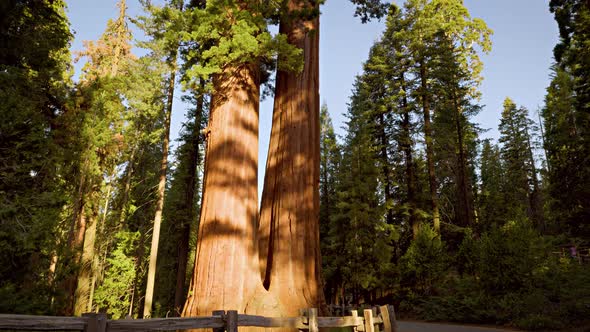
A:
[118,147,136,226]
[378,113,394,226]
[143,56,177,318]
[74,205,98,315]
[63,202,87,316]
[60,163,89,316]
[419,60,440,233]
[525,124,545,231]
[400,75,418,238]
[453,94,474,227]
[183,64,261,316]
[257,0,324,316]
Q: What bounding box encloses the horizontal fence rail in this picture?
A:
[0,305,397,332]
[0,314,88,330]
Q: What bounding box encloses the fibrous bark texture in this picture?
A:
[257,0,324,316]
[183,64,261,316]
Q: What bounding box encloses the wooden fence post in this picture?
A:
[388,305,398,332]
[226,310,238,332]
[308,308,318,332]
[82,313,107,332]
[371,307,379,332]
[350,309,359,332]
[300,308,308,326]
[363,309,374,332]
[379,306,392,332]
[212,310,226,332]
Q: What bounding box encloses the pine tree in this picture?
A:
[319,103,342,304]
[545,0,590,236]
[478,140,505,230]
[400,0,491,233]
[330,77,390,304]
[498,98,543,227]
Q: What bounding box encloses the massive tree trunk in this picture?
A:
[419,60,440,233]
[182,0,325,319]
[257,0,324,316]
[183,64,261,316]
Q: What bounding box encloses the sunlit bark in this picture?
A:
[143,44,178,317]
[257,0,324,316]
[183,64,261,316]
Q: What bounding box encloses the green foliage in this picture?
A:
[498,98,545,230]
[545,0,590,237]
[477,140,505,230]
[0,0,72,314]
[155,86,208,316]
[400,226,448,296]
[94,231,139,319]
[181,0,302,85]
[319,103,345,303]
[349,0,389,23]
[407,222,590,330]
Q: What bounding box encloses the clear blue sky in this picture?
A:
[67,0,559,196]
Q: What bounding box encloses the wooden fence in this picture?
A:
[0,305,398,332]
[553,246,590,264]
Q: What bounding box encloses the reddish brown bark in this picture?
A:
[62,213,87,315]
[257,0,324,316]
[183,64,261,316]
[61,169,89,316]
[182,0,325,319]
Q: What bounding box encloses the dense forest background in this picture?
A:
[1,0,589,330]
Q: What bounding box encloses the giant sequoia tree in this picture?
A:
[182,0,387,318]
[257,0,323,315]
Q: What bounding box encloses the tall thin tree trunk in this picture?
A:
[419,60,440,233]
[74,205,98,316]
[61,162,89,316]
[536,108,550,173]
[453,94,474,227]
[63,204,87,315]
[378,113,394,226]
[118,147,136,226]
[174,83,205,316]
[143,52,178,318]
[183,64,261,316]
[130,230,146,318]
[400,75,418,238]
[525,125,545,231]
[257,0,324,316]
